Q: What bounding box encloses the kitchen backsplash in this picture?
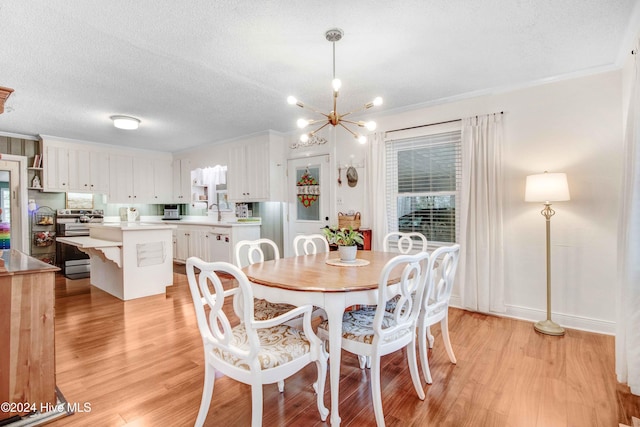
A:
[28,191,191,218]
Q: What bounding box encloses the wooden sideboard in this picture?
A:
[0,249,59,421]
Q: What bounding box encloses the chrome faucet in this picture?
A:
[209,203,222,222]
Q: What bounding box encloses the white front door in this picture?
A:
[285,155,330,257]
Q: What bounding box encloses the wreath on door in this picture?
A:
[297,169,319,208]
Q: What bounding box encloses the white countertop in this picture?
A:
[103,216,261,227]
[56,236,123,248]
[90,222,178,231]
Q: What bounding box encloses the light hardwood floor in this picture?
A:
[47,267,640,426]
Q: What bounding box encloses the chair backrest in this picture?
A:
[373,251,431,341]
[186,257,258,360]
[293,234,330,256]
[420,244,460,321]
[234,238,280,268]
[383,232,428,254]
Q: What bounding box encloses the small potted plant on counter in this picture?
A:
[322,226,364,263]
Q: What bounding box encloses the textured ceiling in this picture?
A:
[0,0,638,152]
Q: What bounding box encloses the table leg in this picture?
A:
[324,294,345,427]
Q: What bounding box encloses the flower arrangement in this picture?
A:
[322,226,364,247]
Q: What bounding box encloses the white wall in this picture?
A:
[282,70,623,334]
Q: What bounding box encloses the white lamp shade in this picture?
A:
[525,172,570,202]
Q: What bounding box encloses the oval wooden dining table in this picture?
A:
[243,250,405,427]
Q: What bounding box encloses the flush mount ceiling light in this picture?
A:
[110,115,140,130]
[287,28,382,145]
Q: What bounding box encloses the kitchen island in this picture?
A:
[57,223,176,301]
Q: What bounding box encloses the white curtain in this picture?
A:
[365,132,387,251]
[617,48,640,396]
[459,114,505,313]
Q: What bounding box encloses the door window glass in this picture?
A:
[296,166,320,221]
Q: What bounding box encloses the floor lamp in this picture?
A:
[525,171,570,336]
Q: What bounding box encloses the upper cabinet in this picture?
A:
[43,144,70,192]
[108,154,174,203]
[172,158,191,202]
[227,132,284,202]
[69,149,109,193]
[108,154,135,202]
[153,158,173,202]
[41,136,173,203]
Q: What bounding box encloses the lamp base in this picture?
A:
[534,319,565,336]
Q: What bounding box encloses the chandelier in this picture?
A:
[287,28,383,144]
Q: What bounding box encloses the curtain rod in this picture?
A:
[385,111,504,134]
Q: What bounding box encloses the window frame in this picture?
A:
[385,123,462,249]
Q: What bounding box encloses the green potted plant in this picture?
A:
[322,226,364,262]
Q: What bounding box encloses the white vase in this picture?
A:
[338,245,357,262]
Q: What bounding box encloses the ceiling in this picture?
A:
[0,1,638,153]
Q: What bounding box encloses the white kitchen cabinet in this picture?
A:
[108,154,135,202]
[69,149,109,193]
[172,224,259,264]
[173,226,209,262]
[227,132,284,202]
[108,154,173,203]
[152,158,173,202]
[132,157,154,202]
[174,227,191,262]
[41,136,171,200]
[172,158,191,203]
[190,228,210,261]
[89,151,110,194]
[43,144,69,192]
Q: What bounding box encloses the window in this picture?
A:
[386,128,462,247]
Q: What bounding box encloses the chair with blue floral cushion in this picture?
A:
[317,251,430,427]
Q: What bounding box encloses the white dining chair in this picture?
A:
[186,257,328,427]
[235,238,324,392]
[418,243,460,384]
[291,234,329,321]
[293,233,330,256]
[236,238,325,326]
[383,231,428,254]
[234,239,300,326]
[317,251,430,427]
[352,231,429,370]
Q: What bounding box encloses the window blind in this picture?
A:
[385,130,462,247]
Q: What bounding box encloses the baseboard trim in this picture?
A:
[448,296,615,335]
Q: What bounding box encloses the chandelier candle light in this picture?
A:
[525,171,570,336]
[287,28,382,144]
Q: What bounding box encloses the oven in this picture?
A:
[55,209,103,279]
